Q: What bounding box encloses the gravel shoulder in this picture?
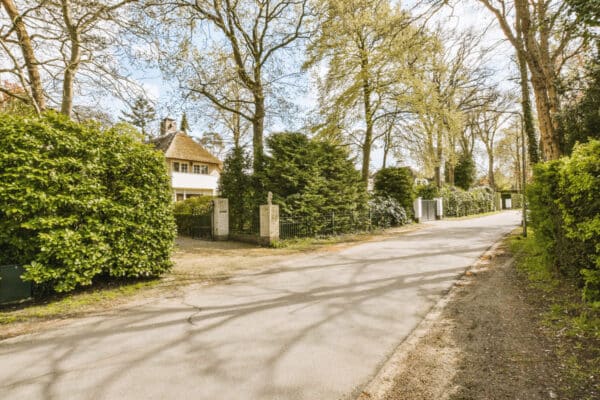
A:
[367,234,598,400]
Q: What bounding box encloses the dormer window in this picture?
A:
[193,164,209,174]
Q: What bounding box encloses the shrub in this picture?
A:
[173,196,214,215]
[415,182,439,199]
[368,196,409,227]
[219,146,255,232]
[0,112,175,293]
[374,167,414,216]
[528,140,600,303]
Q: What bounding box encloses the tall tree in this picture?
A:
[120,95,156,137]
[1,0,142,118]
[157,0,311,175]
[475,0,588,160]
[0,0,45,112]
[305,0,432,186]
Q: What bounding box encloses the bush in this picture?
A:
[0,112,175,293]
[219,146,255,232]
[441,186,494,217]
[173,196,214,215]
[415,182,439,199]
[368,196,410,227]
[374,167,414,216]
[528,140,600,303]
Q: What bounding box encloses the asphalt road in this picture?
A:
[0,211,520,400]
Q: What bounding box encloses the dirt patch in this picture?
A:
[376,242,578,400]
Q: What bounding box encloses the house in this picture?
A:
[152,118,222,201]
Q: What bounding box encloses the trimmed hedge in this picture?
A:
[0,112,175,293]
[173,196,214,215]
[441,186,494,217]
[528,140,600,303]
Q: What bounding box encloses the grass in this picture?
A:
[508,230,600,399]
[0,279,160,326]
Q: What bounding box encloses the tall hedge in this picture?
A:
[441,186,494,217]
[374,167,415,215]
[528,140,600,302]
[0,112,175,293]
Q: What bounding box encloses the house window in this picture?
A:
[173,162,180,172]
[180,163,188,173]
[194,164,209,174]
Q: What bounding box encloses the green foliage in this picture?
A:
[218,146,255,232]
[263,132,366,216]
[374,167,415,215]
[558,63,600,154]
[415,182,439,199]
[173,196,213,215]
[368,196,409,227]
[453,153,476,190]
[0,112,175,293]
[180,112,190,133]
[528,140,600,303]
[441,186,494,217]
[120,95,156,138]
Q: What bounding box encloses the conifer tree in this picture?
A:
[120,96,156,138]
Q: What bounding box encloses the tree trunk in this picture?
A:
[447,163,455,187]
[60,0,80,118]
[488,151,495,190]
[434,130,443,187]
[360,52,373,187]
[252,91,265,173]
[516,43,539,164]
[515,0,562,160]
[1,0,45,112]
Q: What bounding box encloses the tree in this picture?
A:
[218,146,254,232]
[180,112,190,133]
[120,96,156,138]
[373,167,415,214]
[1,0,143,118]
[198,131,225,159]
[474,0,588,160]
[156,0,311,175]
[306,0,431,185]
[0,0,45,112]
[453,153,476,190]
[263,132,365,216]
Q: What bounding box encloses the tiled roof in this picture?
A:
[151,131,222,167]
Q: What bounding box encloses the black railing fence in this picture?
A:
[279,210,397,240]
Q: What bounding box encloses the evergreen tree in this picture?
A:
[263,132,366,216]
[373,167,415,213]
[218,146,254,231]
[180,112,190,133]
[120,96,156,138]
[454,153,476,190]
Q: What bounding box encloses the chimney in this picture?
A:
[160,118,177,135]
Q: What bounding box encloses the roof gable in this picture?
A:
[151,132,222,167]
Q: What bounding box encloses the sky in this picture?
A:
[103,1,519,176]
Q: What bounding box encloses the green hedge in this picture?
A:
[528,140,600,303]
[0,112,175,293]
[441,186,494,217]
[173,196,214,215]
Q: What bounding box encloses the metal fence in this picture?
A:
[279,210,396,240]
[174,212,213,240]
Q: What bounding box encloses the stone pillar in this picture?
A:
[212,198,229,241]
[434,197,443,220]
[413,197,422,223]
[260,204,279,245]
